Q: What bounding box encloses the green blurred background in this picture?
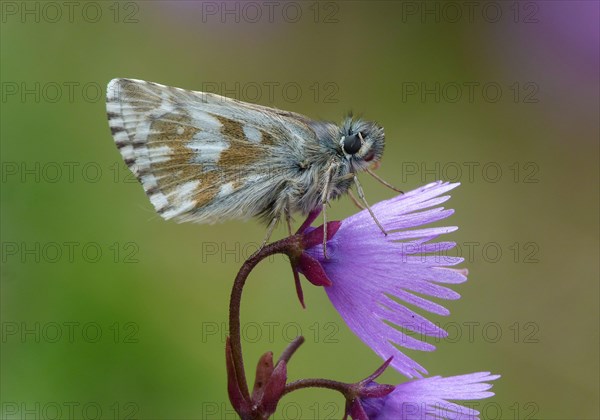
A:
[1,1,598,419]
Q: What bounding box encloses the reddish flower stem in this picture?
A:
[226,219,377,418]
[228,235,303,402]
[284,378,352,396]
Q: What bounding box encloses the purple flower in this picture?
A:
[302,181,466,378]
[360,372,500,420]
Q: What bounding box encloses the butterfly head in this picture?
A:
[339,117,385,171]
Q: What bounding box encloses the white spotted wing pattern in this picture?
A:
[106,78,387,231]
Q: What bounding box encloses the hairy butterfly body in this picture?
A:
[106,78,388,238]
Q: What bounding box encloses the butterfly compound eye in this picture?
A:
[342,133,362,155]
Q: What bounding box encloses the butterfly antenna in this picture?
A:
[365,168,404,193]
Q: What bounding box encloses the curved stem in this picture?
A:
[228,236,303,402]
[284,378,352,397]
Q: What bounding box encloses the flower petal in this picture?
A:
[373,372,501,419]
[306,182,466,378]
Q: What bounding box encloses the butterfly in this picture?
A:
[106,79,400,254]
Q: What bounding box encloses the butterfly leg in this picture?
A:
[321,201,329,259]
[282,197,293,236]
[353,175,388,236]
[320,164,337,259]
[365,168,404,193]
[247,216,279,260]
[253,202,292,259]
[348,189,366,210]
[260,216,279,249]
[285,204,293,237]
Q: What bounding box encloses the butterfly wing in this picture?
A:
[106,78,320,223]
